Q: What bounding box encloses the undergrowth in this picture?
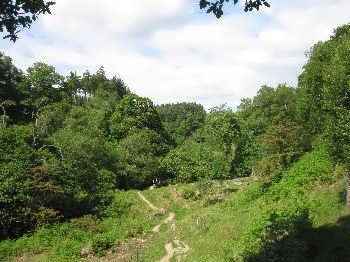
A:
[0,190,162,262]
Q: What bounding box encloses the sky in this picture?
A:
[1,0,350,109]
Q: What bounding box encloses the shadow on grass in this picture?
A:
[222,188,238,194]
[246,215,350,262]
[305,215,350,262]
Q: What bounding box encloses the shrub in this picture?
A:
[47,239,82,262]
[161,139,230,183]
[91,233,115,256]
[234,202,312,262]
[241,182,266,203]
[69,215,102,233]
[267,145,334,200]
[254,155,283,183]
[182,188,199,201]
[197,179,214,195]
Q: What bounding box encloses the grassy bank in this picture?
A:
[1,147,349,262]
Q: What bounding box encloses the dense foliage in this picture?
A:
[0,57,132,238]
[161,106,239,182]
[156,102,206,144]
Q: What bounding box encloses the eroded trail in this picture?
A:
[137,192,175,233]
[159,240,190,262]
[137,191,189,262]
[137,192,158,211]
[152,212,175,233]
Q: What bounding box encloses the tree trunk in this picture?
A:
[32,109,39,147]
[347,172,350,207]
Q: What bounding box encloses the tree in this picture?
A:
[156,102,206,144]
[109,93,168,140]
[117,128,171,188]
[36,102,72,139]
[297,25,350,171]
[297,41,334,135]
[161,138,231,183]
[161,106,240,182]
[233,84,309,176]
[0,53,23,126]
[63,69,128,107]
[0,125,62,238]
[0,0,55,41]
[50,107,118,216]
[199,0,270,18]
[203,105,240,152]
[237,84,298,138]
[255,117,302,181]
[297,24,350,167]
[20,62,63,146]
[322,26,350,166]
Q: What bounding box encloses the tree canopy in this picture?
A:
[199,0,270,18]
[0,0,55,41]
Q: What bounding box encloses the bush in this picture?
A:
[234,202,312,262]
[182,188,200,201]
[69,215,102,233]
[47,239,82,262]
[92,233,115,256]
[197,179,214,196]
[181,180,215,203]
[104,190,133,217]
[0,223,91,261]
[254,155,283,183]
[267,145,334,200]
[161,139,230,183]
[241,182,266,203]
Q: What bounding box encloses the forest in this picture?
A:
[0,23,350,261]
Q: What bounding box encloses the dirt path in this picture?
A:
[159,243,174,262]
[159,240,190,262]
[152,212,175,233]
[137,191,189,262]
[137,192,175,233]
[137,192,159,211]
[102,191,188,262]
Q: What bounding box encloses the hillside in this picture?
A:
[1,146,349,261]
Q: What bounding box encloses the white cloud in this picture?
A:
[1,0,350,109]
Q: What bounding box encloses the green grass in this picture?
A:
[139,147,350,261]
[1,147,350,262]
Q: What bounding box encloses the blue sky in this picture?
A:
[1,0,350,108]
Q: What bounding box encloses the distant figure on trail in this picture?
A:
[153,177,161,188]
[171,223,176,232]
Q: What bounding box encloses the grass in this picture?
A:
[139,147,350,261]
[1,147,350,261]
[137,177,349,261]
